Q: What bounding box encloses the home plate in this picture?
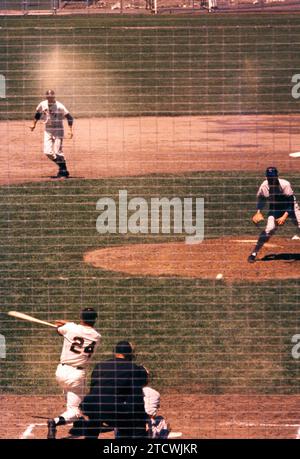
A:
[168,431,183,439]
[289,152,300,158]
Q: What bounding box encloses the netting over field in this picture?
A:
[1,14,300,118]
[1,13,300,440]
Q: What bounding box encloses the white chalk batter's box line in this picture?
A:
[220,421,300,427]
[221,421,300,439]
[20,421,300,439]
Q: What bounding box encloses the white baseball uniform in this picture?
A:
[56,322,101,423]
[256,178,300,235]
[142,387,171,439]
[36,100,70,159]
[143,386,160,417]
[208,0,217,11]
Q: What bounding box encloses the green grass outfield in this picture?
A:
[1,172,300,395]
[1,13,300,118]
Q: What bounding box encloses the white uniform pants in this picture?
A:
[55,364,86,423]
[208,0,217,10]
[44,131,64,159]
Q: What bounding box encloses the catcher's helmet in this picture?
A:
[80,307,97,326]
[265,166,278,178]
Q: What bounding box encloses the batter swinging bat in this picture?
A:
[8,311,57,328]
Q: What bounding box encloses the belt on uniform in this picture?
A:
[61,363,84,370]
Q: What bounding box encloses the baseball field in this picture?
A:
[1,12,300,439]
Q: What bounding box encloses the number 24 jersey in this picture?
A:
[58,322,101,367]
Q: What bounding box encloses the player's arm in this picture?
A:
[276,211,289,226]
[252,187,266,224]
[55,320,70,335]
[65,113,74,139]
[55,320,69,327]
[144,387,160,417]
[30,111,42,131]
[252,200,265,224]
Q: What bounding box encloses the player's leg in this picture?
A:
[47,364,66,439]
[54,138,69,178]
[44,132,57,164]
[57,367,85,423]
[61,386,84,421]
[290,200,300,240]
[47,365,85,439]
[248,215,277,263]
[44,132,65,179]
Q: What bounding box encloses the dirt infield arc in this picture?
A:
[2,114,300,185]
[84,237,300,282]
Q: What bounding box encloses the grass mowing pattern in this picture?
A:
[1,14,300,119]
[0,172,300,395]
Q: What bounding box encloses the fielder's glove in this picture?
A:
[252,211,264,224]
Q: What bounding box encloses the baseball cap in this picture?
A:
[80,307,97,325]
[115,340,135,359]
[45,89,55,97]
[265,166,278,178]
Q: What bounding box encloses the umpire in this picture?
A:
[81,341,148,438]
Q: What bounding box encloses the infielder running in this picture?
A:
[47,308,100,440]
[248,166,300,263]
[30,90,73,178]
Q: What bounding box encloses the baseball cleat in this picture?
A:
[56,170,70,179]
[54,172,63,179]
[292,235,300,240]
[247,253,257,263]
[47,419,57,439]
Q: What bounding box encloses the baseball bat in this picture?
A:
[7,311,57,328]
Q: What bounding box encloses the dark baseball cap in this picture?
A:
[80,307,97,325]
[265,166,278,178]
[114,340,135,359]
[45,89,55,97]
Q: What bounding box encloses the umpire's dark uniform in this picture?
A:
[81,341,148,439]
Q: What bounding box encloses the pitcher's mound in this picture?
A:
[84,236,300,283]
